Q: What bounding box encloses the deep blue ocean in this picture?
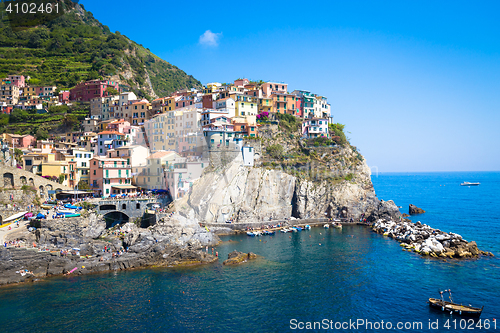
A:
[0,172,499,332]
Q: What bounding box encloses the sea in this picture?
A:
[0,172,499,332]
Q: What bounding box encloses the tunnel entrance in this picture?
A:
[104,211,130,229]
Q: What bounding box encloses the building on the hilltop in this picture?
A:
[262,82,288,97]
[135,150,179,190]
[165,156,208,199]
[23,86,57,99]
[214,97,235,117]
[232,116,258,138]
[301,118,330,139]
[175,108,202,155]
[59,91,70,104]
[292,90,330,119]
[90,95,119,120]
[2,133,35,148]
[202,119,235,149]
[242,146,255,166]
[96,131,130,156]
[70,79,119,102]
[67,149,94,188]
[89,156,135,197]
[3,75,25,88]
[40,160,70,186]
[129,101,152,125]
[0,83,20,105]
[234,95,258,117]
[83,117,99,133]
[106,145,149,166]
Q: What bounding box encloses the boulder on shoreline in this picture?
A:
[222,250,257,265]
[409,204,425,215]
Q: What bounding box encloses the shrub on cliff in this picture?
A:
[329,123,348,146]
[266,144,284,160]
[277,113,299,133]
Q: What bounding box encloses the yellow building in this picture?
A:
[162,96,179,112]
[41,160,70,186]
[258,97,273,114]
[234,95,258,117]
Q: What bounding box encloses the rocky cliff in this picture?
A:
[175,146,400,224]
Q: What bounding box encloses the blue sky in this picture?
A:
[82,0,500,172]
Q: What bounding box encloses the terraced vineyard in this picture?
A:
[0,0,201,98]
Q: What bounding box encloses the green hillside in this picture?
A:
[0,0,201,99]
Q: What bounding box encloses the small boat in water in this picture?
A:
[247,232,256,237]
[280,228,288,233]
[333,222,342,229]
[324,224,330,229]
[428,290,483,317]
[460,182,480,186]
[304,225,311,230]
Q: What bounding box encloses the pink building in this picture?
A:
[5,134,35,148]
[262,82,288,97]
[70,80,120,102]
[1,105,13,114]
[90,157,135,197]
[107,119,131,134]
[4,75,25,87]
[234,78,249,86]
[59,91,70,104]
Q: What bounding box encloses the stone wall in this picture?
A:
[97,198,161,220]
[0,164,71,197]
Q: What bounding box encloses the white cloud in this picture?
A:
[199,30,222,47]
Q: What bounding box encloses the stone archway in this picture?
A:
[29,178,34,186]
[39,185,44,196]
[20,176,27,185]
[46,184,53,191]
[3,173,14,188]
[103,211,130,229]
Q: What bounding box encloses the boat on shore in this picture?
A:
[460,182,480,186]
[247,232,256,237]
[428,290,483,317]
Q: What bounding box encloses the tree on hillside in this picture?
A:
[62,114,78,129]
[106,87,119,96]
[36,128,49,140]
[77,180,90,190]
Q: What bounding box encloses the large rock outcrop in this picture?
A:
[174,152,400,223]
[409,204,425,215]
[0,213,219,286]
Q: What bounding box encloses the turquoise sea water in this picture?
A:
[0,172,499,332]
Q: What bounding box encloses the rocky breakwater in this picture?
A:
[223,250,257,265]
[0,213,220,286]
[372,219,494,259]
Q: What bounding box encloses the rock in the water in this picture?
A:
[409,204,425,215]
[223,251,257,265]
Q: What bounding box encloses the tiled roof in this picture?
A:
[147,151,175,159]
